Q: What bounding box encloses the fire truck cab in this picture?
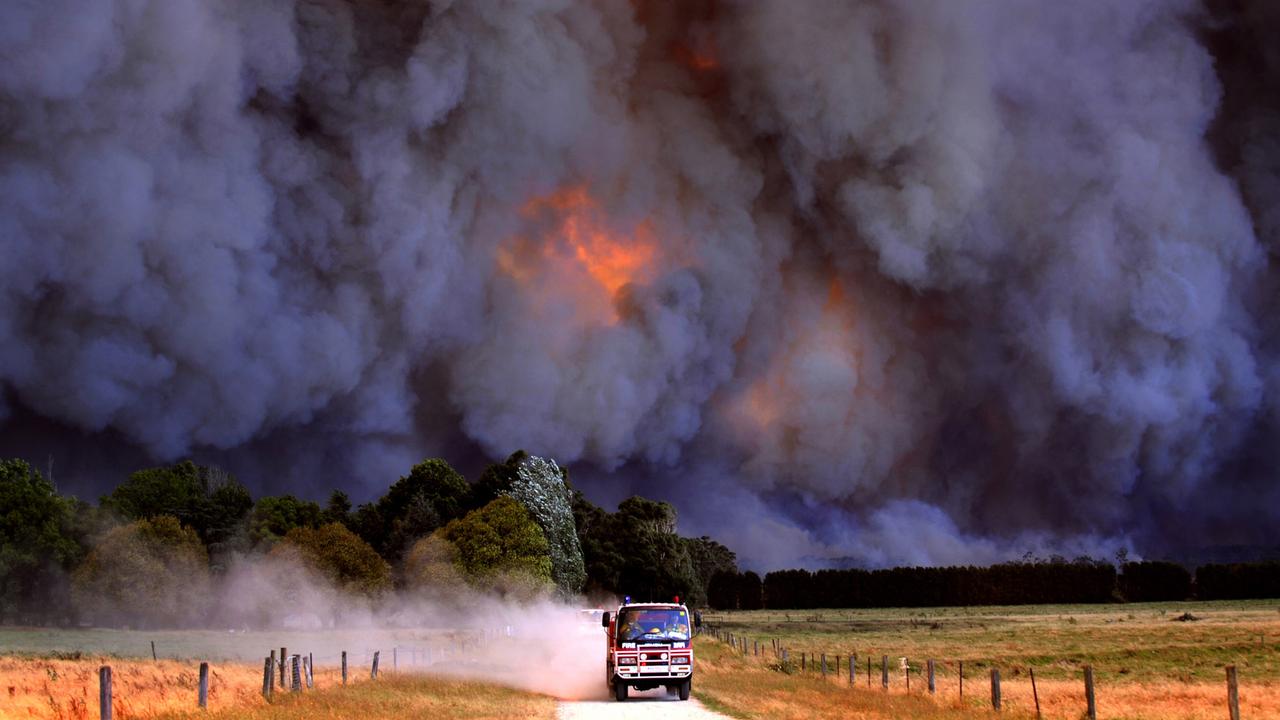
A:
[601,597,698,702]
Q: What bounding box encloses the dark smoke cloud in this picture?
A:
[2,0,1277,569]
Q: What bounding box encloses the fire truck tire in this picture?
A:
[614,681,628,702]
[678,678,691,701]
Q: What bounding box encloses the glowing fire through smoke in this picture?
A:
[731,276,864,436]
[520,186,658,295]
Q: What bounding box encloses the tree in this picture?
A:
[250,495,323,545]
[205,479,253,548]
[1120,561,1191,602]
[436,496,553,599]
[103,461,252,556]
[402,534,467,598]
[0,459,83,623]
[357,459,471,560]
[684,536,738,607]
[474,452,585,597]
[71,516,210,627]
[573,490,624,594]
[575,496,699,603]
[323,490,353,527]
[737,571,764,610]
[707,570,738,610]
[274,522,391,597]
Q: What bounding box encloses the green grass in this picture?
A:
[0,626,456,664]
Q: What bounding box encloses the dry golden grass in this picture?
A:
[0,657,555,720]
[696,637,1280,719]
[154,674,557,720]
[694,639,1035,720]
[1,656,264,719]
[697,600,1280,719]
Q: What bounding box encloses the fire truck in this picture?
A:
[601,597,699,701]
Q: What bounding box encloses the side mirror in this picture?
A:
[601,611,610,628]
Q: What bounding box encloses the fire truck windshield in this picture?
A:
[615,608,691,644]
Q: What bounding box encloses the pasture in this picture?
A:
[4,600,1279,719]
[699,599,1280,719]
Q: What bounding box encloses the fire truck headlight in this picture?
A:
[660,653,668,660]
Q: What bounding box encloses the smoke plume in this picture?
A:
[2,0,1278,569]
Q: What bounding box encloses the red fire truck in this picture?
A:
[601,597,699,701]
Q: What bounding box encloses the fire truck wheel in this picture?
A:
[614,681,628,702]
[678,678,691,701]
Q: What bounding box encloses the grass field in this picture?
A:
[5,600,1278,719]
[0,627,452,664]
[0,655,556,720]
[697,599,1280,719]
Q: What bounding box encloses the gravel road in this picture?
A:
[556,688,729,720]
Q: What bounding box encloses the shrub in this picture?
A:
[71,516,209,627]
[274,522,391,597]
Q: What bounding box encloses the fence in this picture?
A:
[702,622,1248,719]
[93,630,506,719]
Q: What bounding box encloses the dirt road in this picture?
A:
[556,688,729,719]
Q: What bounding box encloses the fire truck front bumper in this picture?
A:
[613,665,692,682]
[612,646,693,684]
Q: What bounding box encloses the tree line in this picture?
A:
[707,558,1280,609]
[0,452,737,626]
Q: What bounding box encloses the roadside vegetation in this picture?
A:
[155,673,557,720]
[1,655,556,720]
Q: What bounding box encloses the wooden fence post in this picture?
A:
[262,657,273,699]
[99,666,112,720]
[881,655,889,689]
[342,651,348,686]
[991,668,1001,711]
[850,654,855,685]
[1227,665,1240,720]
[306,654,314,689]
[371,651,380,679]
[836,654,840,678]
[959,661,964,698]
[905,658,910,692]
[802,652,806,671]
[1030,667,1041,718]
[927,659,935,694]
[279,648,286,687]
[867,655,871,687]
[151,641,157,661]
[1084,665,1096,720]
[198,662,209,709]
[290,655,301,692]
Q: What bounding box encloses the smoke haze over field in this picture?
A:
[2,0,1279,570]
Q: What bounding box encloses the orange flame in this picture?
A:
[518,186,657,295]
